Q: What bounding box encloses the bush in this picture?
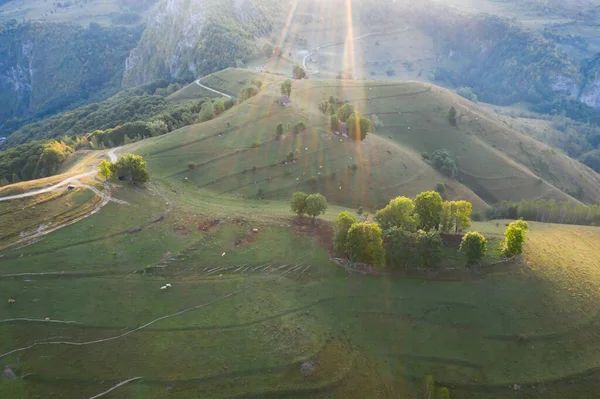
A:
[109,153,150,184]
[459,232,487,267]
[421,152,429,160]
[187,162,196,170]
[471,211,483,222]
[334,212,358,254]
[276,123,284,137]
[357,206,364,215]
[435,183,446,196]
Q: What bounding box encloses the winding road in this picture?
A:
[0,148,120,202]
[194,80,232,99]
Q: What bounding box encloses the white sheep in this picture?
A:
[160,286,167,290]
[165,283,172,288]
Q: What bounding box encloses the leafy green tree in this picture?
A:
[98,160,112,180]
[457,86,478,103]
[448,106,457,126]
[11,173,21,184]
[431,149,457,178]
[375,196,417,231]
[454,200,472,233]
[347,112,371,141]
[263,43,274,58]
[330,115,339,131]
[334,211,357,254]
[414,191,443,231]
[293,65,306,79]
[305,193,327,220]
[384,227,417,269]
[290,191,308,216]
[459,232,487,267]
[436,387,451,399]
[415,230,444,269]
[440,201,456,233]
[276,123,284,137]
[293,121,306,134]
[239,85,259,102]
[503,220,528,257]
[347,222,385,266]
[281,79,292,96]
[0,177,9,187]
[336,103,355,123]
[110,154,150,184]
[199,101,215,122]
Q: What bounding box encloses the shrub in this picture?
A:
[503,220,529,257]
[357,206,364,215]
[459,231,487,267]
[471,211,483,222]
[457,86,478,102]
[431,149,457,178]
[435,182,446,196]
[421,152,429,160]
[276,123,284,137]
[187,162,196,170]
[239,85,260,102]
[334,211,357,254]
[109,153,149,184]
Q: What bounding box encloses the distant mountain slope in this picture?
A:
[137,69,600,207]
[0,21,141,129]
[121,0,289,87]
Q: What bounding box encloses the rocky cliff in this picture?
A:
[122,0,288,87]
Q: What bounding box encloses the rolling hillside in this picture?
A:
[143,68,600,209]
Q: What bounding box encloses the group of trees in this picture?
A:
[430,149,458,178]
[318,97,371,141]
[487,199,600,226]
[293,65,306,79]
[98,153,149,184]
[0,140,74,184]
[281,79,292,97]
[333,191,486,268]
[290,192,328,220]
[275,121,306,138]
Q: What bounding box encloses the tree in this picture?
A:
[330,115,339,131]
[384,227,417,269]
[305,193,327,220]
[334,211,357,254]
[281,79,292,97]
[454,200,472,233]
[336,103,355,122]
[290,191,308,216]
[436,387,451,399]
[262,43,274,58]
[431,149,457,178]
[459,232,487,267]
[415,230,444,269]
[239,85,259,102]
[503,220,528,257]
[440,201,456,233]
[0,177,9,187]
[347,112,371,141]
[293,65,306,79]
[293,121,306,134]
[199,101,215,121]
[276,123,284,137]
[12,173,21,184]
[98,159,112,180]
[375,196,417,231]
[448,106,457,126]
[414,191,443,231]
[110,154,150,184]
[347,222,385,266]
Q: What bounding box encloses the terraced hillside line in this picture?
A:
[88,377,143,399]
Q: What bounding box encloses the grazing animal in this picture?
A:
[160,286,167,290]
[165,283,172,288]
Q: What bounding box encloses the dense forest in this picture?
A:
[0,140,73,184]
[0,20,142,129]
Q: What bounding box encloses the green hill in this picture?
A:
[141,69,600,208]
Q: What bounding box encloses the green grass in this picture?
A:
[3,177,600,398]
[3,70,600,398]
